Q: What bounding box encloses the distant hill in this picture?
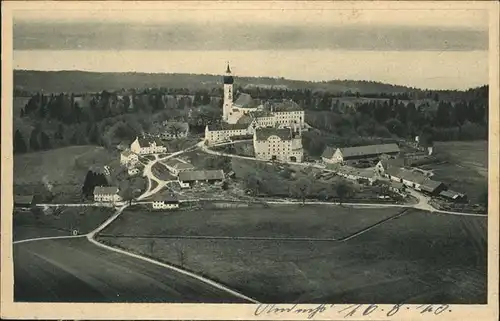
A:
[14,70,423,95]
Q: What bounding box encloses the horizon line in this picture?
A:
[13,68,488,92]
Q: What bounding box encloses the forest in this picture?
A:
[13,70,488,158]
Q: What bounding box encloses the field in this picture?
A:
[428,141,488,203]
[14,238,247,302]
[13,207,115,241]
[98,207,487,303]
[100,205,403,239]
[14,145,117,202]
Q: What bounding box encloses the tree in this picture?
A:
[29,129,40,151]
[14,130,27,154]
[294,177,311,205]
[40,131,51,150]
[166,122,185,139]
[335,181,353,205]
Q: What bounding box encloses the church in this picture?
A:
[204,64,306,151]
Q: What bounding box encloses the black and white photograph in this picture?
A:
[1,1,498,320]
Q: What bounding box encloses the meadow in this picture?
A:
[98,207,487,303]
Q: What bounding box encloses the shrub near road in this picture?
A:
[98,208,486,304]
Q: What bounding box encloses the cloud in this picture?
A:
[13,21,488,51]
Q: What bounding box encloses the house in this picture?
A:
[384,167,445,194]
[152,195,180,210]
[375,158,406,176]
[120,149,139,166]
[93,186,122,203]
[162,122,190,140]
[14,195,34,208]
[253,126,303,163]
[322,143,400,164]
[130,137,167,155]
[163,158,195,176]
[178,170,225,188]
[439,190,467,202]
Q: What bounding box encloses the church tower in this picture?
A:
[223,63,234,122]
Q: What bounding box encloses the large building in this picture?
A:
[322,143,400,164]
[130,137,167,155]
[253,126,303,162]
[93,186,122,203]
[205,64,306,145]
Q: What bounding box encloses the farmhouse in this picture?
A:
[163,158,195,176]
[384,167,445,195]
[130,137,167,155]
[178,169,225,188]
[93,186,122,203]
[322,144,400,164]
[152,195,180,210]
[375,158,406,175]
[336,166,377,185]
[253,126,303,163]
[14,195,34,208]
[120,149,139,166]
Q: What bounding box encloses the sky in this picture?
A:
[10,3,490,89]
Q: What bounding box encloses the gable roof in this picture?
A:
[233,93,257,108]
[93,186,119,195]
[153,194,179,202]
[439,190,465,199]
[379,158,405,169]
[420,179,445,193]
[272,99,303,112]
[386,167,428,185]
[207,123,250,131]
[340,144,400,159]
[255,128,293,141]
[321,146,337,159]
[178,170,225,182]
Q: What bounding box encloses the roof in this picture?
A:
[121,149,134,157]
[272,100,303,112]
[439,190,465,199]
[153,194,178,202]
[236,114,253,125]
[389,181,405,190]
[207,123,250,131]
[178,170,225,182]
[386,167,428,184]
[164,158,194,169]
[255,128,293,141]
[250,110,274,118]
[233,93,257,108]
[340,144,400,159]
[321,146,336,159]
[137,137,163,147]
[379,158,405,169]
[14,195,33,204]
[420,179,445,193]
[93,186,119,194]
[337,166,375,179]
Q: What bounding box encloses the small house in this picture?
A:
[439,190,467,202]
[152,195,180,210]
[178,170,225,188]
[420,180,447,196]
[93,186,122,203]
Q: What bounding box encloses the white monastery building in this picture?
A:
[131,137,167,155]
[93,186,122,203]
[253,126,303,163]
[205,63,306,145]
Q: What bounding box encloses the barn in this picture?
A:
[178,170,225,188]
[322,144,400,164]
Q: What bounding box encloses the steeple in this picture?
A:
[223,62,234,85]
[226,62,231,74]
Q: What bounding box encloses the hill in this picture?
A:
[14,70,420,95]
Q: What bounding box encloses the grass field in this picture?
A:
[14,145,117,202]
[101,205,402,239]
[429,141,488,203]
[99,207,487,303]
[13,207,115,241]
[14,238,247,302]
